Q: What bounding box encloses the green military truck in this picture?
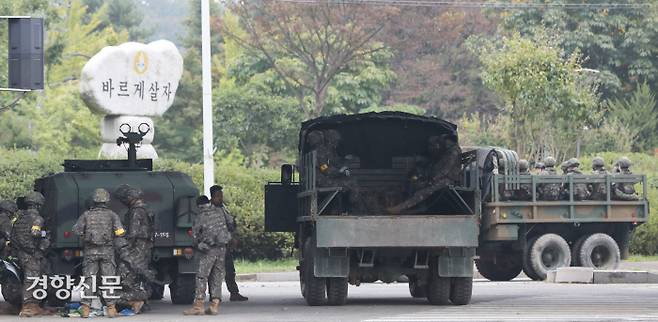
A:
[1,125,200,306]
[265,112,481,306]
[467,148,650,281]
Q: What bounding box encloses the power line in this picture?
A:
[273,0,652,10]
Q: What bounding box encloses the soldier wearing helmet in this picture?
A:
[537,156,561,201]
[114,184,155,314]
[73,188,125,318]
[564,158,589,200]
[589,157,608,200]
[10,192,49,317]
[514,159,532,201]
[0,200,17,256]
[533,162,545,174]
[612,157,639,201]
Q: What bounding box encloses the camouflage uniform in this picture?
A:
[185,202,231,315]
[115,185,154,311]
[612,157,638,201]
[388,135,462,214]
[0,200,17,255]
[514,159,532,201]
[537,157,561,201]
[211,203,240,298]
[565,158,590,201]
[589,157,608,200]
[73,188,124,318]
[10,192,49,317]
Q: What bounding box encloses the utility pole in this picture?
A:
[201,0,214,195]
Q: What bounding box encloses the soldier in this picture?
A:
[387,134,462,214]
[560,161,569,175]
[209,185,247,302]
[514,159,532,201]
[612,157,639,201]
[184,196,231,316]
[114,185,155,313]
[589,157,608,200]
[73,188,125,318]
[11,192,49,317]
[565,158,590,201]
[533,162,545,174]
[537,157,561,201]
[0,200,17,256]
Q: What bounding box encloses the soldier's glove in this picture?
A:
[197,242,210,252]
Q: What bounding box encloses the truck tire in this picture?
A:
[578,233,620,270]
[301,238,327,306]
[523,236,542,281]
[449,277,473,305]
[571,235,589,266]
[327,277,348,305]
[427,260,450,305]
[475,256,522,281]
[408,276,427,298]
[170,274,195,304]
[528,234,571,280]
[1,275,22,307]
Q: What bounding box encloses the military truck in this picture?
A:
[467,148,650,281]
[2,124,200,306]
[265,112,480,306]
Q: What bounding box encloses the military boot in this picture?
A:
[18,303,39,317]
[129,300,144,314]
[106,304,118,318]
[205,299,220,315]
[183,298,205,315]
[230,293,248,301]
[80,304,91,318]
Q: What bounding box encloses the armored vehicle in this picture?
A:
[265,112,480,306]
[7,124,200,305]
[466,148,650,281]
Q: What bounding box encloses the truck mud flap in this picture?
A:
[438,248,475,277]
[177,256,198,274]
[314,248,349,278]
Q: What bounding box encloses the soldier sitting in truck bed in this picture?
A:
[387,134,461,214]
[612,157,639,201]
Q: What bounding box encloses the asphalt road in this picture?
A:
[3,279,658,321]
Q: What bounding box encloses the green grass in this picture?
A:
[626,255,658,262]
[234,258,298,274]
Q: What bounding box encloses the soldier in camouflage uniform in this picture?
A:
[514,159,532,201]
[387,134,462,214]
[560,161,569,175]
[184,196,231,316]
[11,192,49,317]
[73,188,125,318]
[565,158,590,201]
[537,157,561,201]
[114,185,154,314]
[533,162,545,174]
[589,157,608,200]
[612,157,639,201]
[0,200,17,256]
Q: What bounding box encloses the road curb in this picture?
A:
[546,267,658,284]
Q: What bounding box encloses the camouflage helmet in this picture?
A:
[518,159,529,172]
[123,187,143,202]
[567,157,580,168]
[544,156,556,167]
[618,156,632,169]
[0,200,18,213]
[535,162,545,169]
[115,184,131,201]
[24,191,45,207]
[592,157,605,168]
[92,188,111,203]
[560,161,568,172]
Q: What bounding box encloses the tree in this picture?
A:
[469,33,600,160]
[605,83,658,152]
[226,2,399,118]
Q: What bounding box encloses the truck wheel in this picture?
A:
[301,238,327,306]
[571,235,589,266]
[475,256,522,281]
[528,234,571,280]
[427,260,450,305]
[1,275,22,307]
[449,277,473,305]
[149,283,165,300]
[523,236,541,281]
[170,274,195,304]
[408,276,427,298]
[578,233,620,269]
[327,277,348,305]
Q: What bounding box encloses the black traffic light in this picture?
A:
[7,17,44,90]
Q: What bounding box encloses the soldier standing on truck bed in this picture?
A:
[114,184,155,314]
[589,157,608,200]
[73,188,125,318]
[537,156,561,201]
[612,157,639,201]
[0,200,17,256]
[209,185,248,302]
[184,195,231,316]
[387,134,462,214]
[514,159,532,201]
[11,192,49,317]
[565,158,590,201]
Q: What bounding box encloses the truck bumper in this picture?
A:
[315,215,479,248]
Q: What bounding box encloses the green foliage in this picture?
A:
[604,83,658,152]
[456,113,511,148]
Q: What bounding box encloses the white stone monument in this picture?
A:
[80,40,183,159]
